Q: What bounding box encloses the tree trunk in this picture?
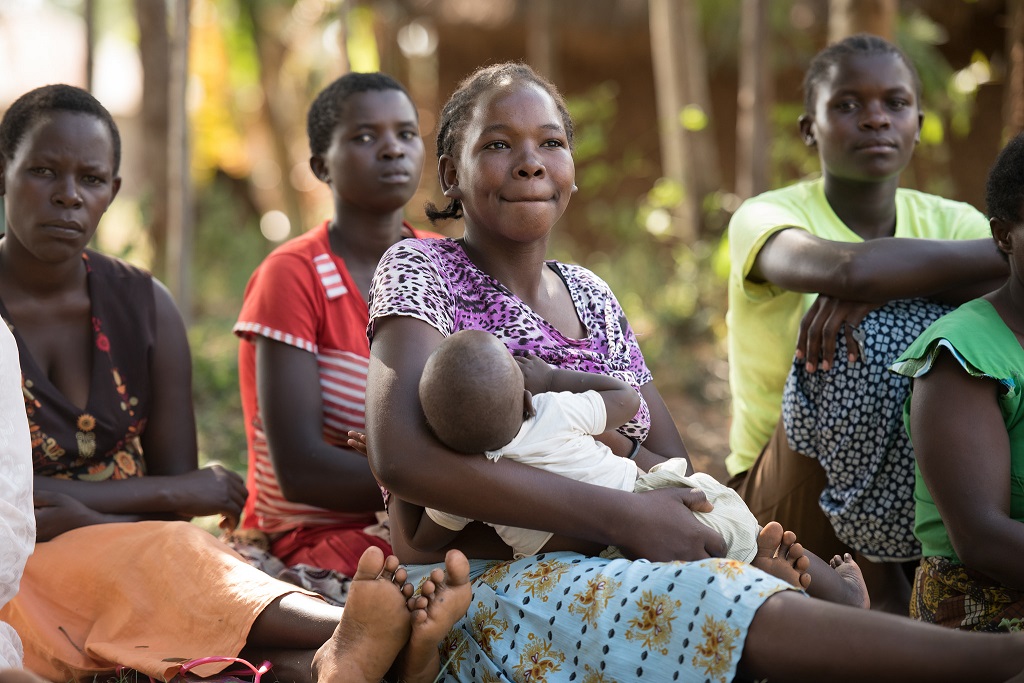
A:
[1006,0,1024,138]
[84,0,95,91]
[243,0,305,239]
[828,0,896,42]
[735,0,772,201]
[134,0,170,281]
[167,0,193,322]
[648,0,718,241]
[526,0,556,83]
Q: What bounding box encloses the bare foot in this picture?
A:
[829,552,871,610]
[393,549,473,683]
[311,546,414,683]
[751,521,811,591]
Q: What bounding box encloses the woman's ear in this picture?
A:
[798,114,816,147]
[438,154,462,200]
[309,156,329,184]
[992,217,1014,256]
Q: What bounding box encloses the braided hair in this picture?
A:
[425,62,574,223]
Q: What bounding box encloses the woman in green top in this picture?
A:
[891,132,1024,631]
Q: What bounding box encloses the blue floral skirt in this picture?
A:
[406,551,797,683]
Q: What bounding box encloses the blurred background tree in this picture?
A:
[0,0,1014,479]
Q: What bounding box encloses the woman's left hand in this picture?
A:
[34,490,111,541]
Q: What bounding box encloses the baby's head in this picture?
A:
[419,330,527,454]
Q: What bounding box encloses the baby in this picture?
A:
[400,329,868,607]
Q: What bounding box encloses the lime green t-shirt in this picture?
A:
[725,178,990,476]
[891,298,1024,560]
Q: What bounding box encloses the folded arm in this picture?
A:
[757,231,1006,370]
[366,315,724,564]
[753,231,1005,302]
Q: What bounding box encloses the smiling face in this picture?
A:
[800,52,922,184]
[442,81,575,244]
[0,110,120,264]
[312,89,424,215]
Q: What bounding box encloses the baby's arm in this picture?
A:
[351,432,463,552]
[516,354,641,429]
[391,498,461,552]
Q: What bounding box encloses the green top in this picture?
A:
[891,298,1024,560]
[725,177,989,476]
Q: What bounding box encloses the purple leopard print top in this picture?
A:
[367,237,651,439]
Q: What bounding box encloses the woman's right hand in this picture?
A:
[795,295,879,372]
[610,487,728,562]
[171,465,248,529]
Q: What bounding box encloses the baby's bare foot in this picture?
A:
[311,546,413,683]
[829,552,871,609]
[394,549,473,683]
[751,521,811,590]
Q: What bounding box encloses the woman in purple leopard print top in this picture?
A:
[362,63,1024,682]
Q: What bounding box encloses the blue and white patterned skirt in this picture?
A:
[406,551,797,683]
[782,297,952,561]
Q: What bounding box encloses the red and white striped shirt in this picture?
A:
[235,220,437,533]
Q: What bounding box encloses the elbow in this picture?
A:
[368,446,415,495]
[628,393,642,417]
[275,470,310,504]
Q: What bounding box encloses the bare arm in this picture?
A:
[392,497,462,552]
[758,231,1006,371]
[34,280,247,530]
[516,354,641,430]
[366,315,726,564]
[256,338,384,512]
[753,230,1005,302]
[909,350,1024,589]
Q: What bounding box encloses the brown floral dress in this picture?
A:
[1,250,153,481]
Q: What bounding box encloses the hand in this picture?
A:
[611,487,727,562]
[173,465,248,530]
[34,490,106,541]
[795,295,880,372]
[515,353,554,395]
[347,430,369,456]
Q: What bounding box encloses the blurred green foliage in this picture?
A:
[112,0,985,470]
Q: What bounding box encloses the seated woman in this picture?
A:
[362,61,1024,682]
[726,34,1006,613]
[0,84,466,683]
[233,72,440,603]
[0,321,32,669]
[891,131,1024,631]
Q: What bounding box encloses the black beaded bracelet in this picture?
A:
[626,436,641,460]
